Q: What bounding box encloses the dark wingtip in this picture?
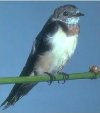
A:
[0,101,6,108]
[0,101,14,110]
[0,96,14,110]
[0,100,8,110]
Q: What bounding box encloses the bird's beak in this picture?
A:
[76,12,84,16]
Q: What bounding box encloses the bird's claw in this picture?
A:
[45,72,56,85]
[58,72,69,84]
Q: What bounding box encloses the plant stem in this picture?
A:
[0,72,100,84]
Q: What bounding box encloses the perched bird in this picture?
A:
[1,4,84,109]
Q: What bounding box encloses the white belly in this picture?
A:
[49,27,78,72]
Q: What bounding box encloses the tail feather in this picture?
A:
[1,83,37,109]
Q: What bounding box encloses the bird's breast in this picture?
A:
[48,27,78,71]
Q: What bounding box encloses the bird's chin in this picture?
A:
[65,17,80,25]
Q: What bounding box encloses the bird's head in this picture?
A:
[52,4,84,25]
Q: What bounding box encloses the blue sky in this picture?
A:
[0,1,100,113]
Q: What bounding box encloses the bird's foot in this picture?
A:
[57,72,69,84]
[89,65,100,79]
[45,72,56,85]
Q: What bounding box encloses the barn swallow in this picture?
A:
[1,4,84,109]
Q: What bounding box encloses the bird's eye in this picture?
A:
[63,11,68,16]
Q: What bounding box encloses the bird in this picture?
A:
[1,4,84,109]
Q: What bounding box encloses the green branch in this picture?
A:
[0,71,100,84]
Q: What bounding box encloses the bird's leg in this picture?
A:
[57,72,69,84]
[44,72,56,85]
